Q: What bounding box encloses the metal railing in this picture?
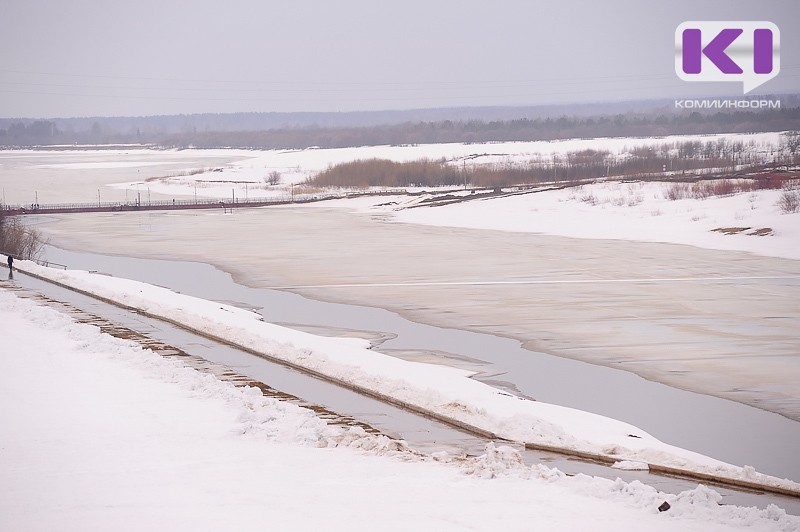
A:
[29,257,68,270]
[1,250,67,270]
[1,188,402,216]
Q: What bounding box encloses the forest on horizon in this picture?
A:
[1,96,798,149]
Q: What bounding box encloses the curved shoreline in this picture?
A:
[34,207,800,425]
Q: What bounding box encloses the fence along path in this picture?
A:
[1,189,396,216]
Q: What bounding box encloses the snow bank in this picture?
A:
[11,256,800,496]
[2,286,798,531]
[366,180,800,261]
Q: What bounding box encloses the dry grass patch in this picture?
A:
[711,227,774,236]
[711,227,751,235]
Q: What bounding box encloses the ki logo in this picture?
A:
[675,21,780,94]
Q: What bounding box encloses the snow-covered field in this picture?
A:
[373,180,800,261]
[105,132,782,200]
[2,283,798,531]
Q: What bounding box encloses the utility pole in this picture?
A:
[553,156,557,181]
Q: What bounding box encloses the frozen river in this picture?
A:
[32,219,800,484]
[5,148,799,483]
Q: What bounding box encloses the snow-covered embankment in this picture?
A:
[10,256,800,497]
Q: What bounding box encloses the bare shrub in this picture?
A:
[0,212,46,260]
[704,180,736,197]
[307,143,776,191]
[627,194,643,207]
[308,158,560,188]
[780,131,800,156]
[777,189,800,214]
[265,170,282,186]
[754,175,788,190]
[666,183,690,200]
[309,158,462,188]
[667,179,758,201]
[689,184,711,200]
[611,196,626,207]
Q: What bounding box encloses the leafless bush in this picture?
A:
[265,170,282,186]
[777,188,800,214]
[309,141,778,191]
[0,212,46,260]
[702,180,736,196]
[309,159,478,188]
[666,179,779,202]
[780,131,800,156]
[627,193,643,207]
[663,177,800,213]
[666,183,691,200]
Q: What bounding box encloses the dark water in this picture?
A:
[36,244,800,484]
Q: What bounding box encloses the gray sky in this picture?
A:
[1,0,798,118]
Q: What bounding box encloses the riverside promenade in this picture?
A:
[1,191,375,216]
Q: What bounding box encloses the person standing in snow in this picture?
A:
[6,255,13,271]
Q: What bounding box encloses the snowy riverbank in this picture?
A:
[8,257,800,496]
[384,180,800,261]
[2,140,799,529]
[1,283,799,531]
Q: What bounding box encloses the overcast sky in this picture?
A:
[1,0,798,118]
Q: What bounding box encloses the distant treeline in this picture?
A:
[167,108,800,149]
[2,104,800,150]
[0,100,686,136]
[308,136,800,189]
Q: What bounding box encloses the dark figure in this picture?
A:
[6,255,13,271]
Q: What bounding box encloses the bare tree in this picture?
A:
[0,211,46,261]
[781,132,800,157]
[265,171,282,186]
